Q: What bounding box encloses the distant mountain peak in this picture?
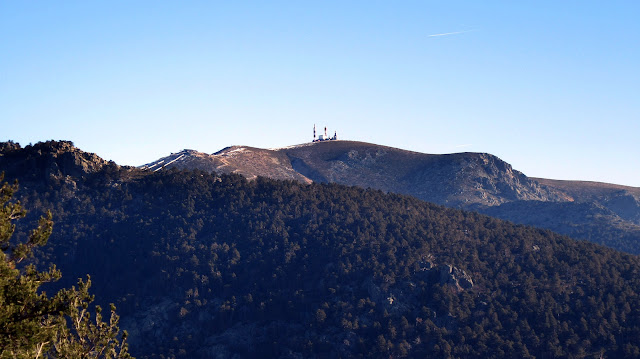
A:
[141,149,210,172]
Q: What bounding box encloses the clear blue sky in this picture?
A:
[2,1,639,186]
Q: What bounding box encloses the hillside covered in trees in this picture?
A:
[3,141,640,358]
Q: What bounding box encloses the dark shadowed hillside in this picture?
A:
[3,141,640,358]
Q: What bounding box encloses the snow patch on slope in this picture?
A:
[141,150,199,172]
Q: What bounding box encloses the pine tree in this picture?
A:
[0,174,132,358]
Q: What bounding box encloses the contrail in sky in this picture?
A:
[428,30,475,37]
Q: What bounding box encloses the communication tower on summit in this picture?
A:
[313,124,338,142]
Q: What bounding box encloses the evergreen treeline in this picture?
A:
[5,157,639,358]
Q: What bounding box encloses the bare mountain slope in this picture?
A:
[144,140,569,208]
[283,141,570,207]
[143,146,311,183]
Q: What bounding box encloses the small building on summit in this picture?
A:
[313,125,338,142]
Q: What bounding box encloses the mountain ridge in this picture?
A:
[2,140,639,254]
[143,140,572,207]
[141,140,640,254]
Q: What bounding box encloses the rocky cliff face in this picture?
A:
[0,140,108,183]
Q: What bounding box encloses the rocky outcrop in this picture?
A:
[416,259,474,291]
[0,140,109,183]
[439,264,474,290]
